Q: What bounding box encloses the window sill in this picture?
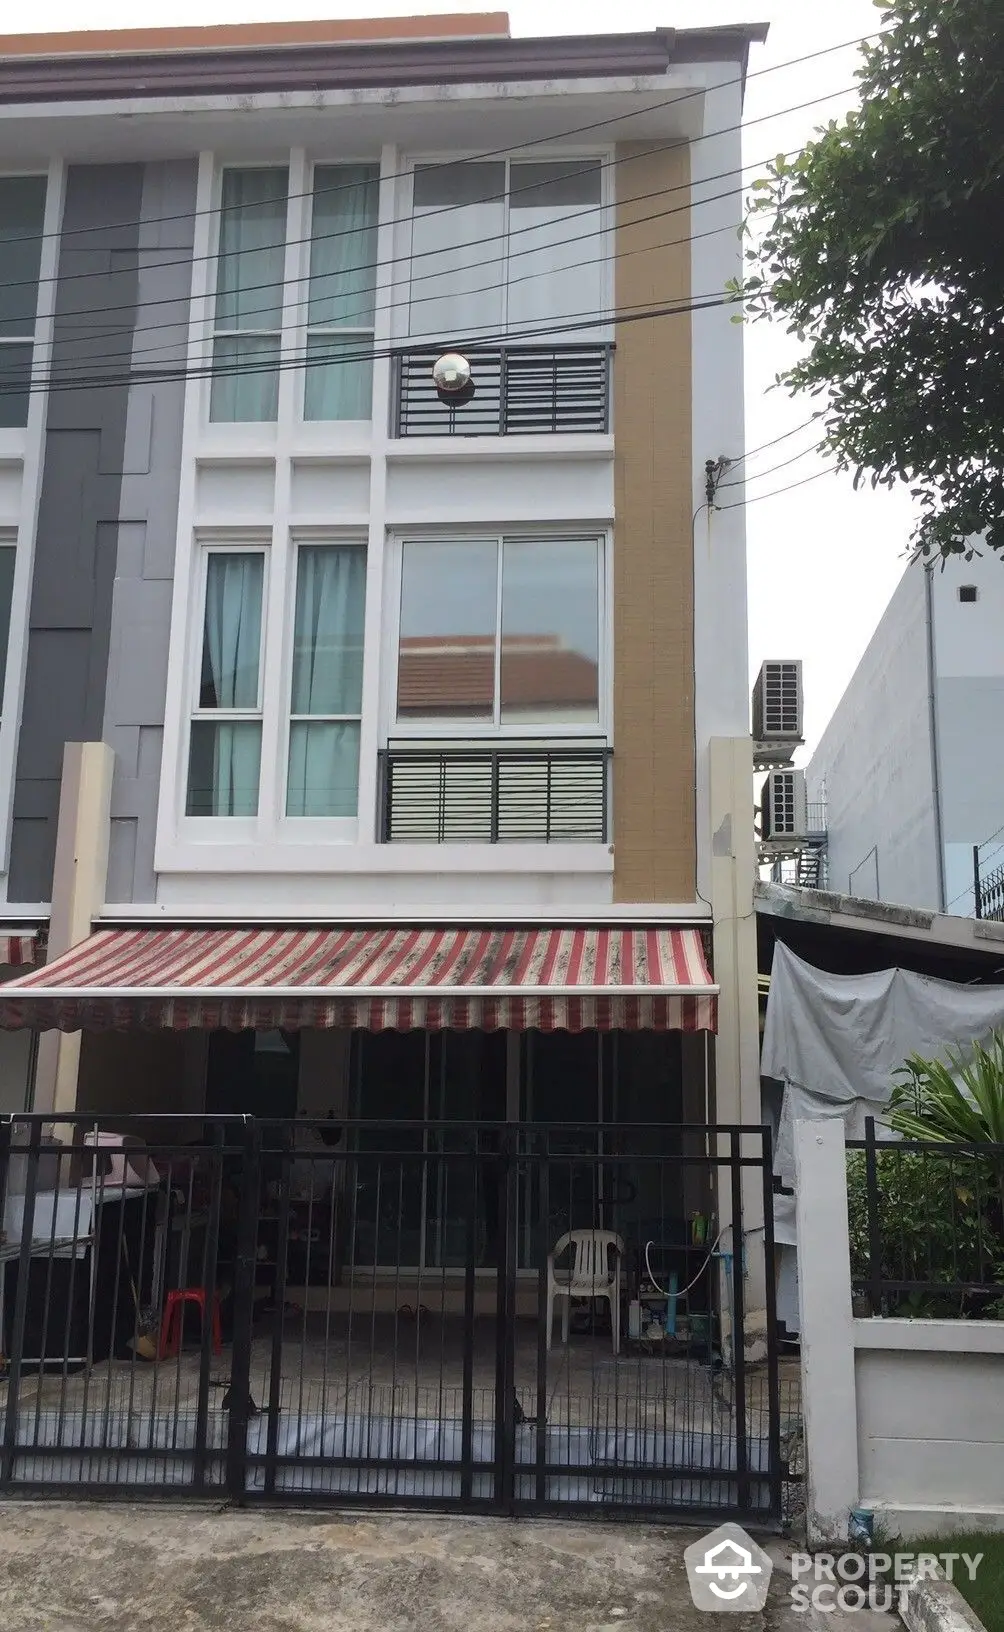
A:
[153,837,614,875]
[386,433,614,462]
[195,422,374,458]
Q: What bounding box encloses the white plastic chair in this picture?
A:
[546,1229,624,1354]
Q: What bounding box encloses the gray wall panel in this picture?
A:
[104,158,196,903]
[9,165,144,903]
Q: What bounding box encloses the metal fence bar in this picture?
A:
[0,1113,784,1522]
[759,1124,783,1521]
[227,1119,260,1502]
[728,1129,750,1516]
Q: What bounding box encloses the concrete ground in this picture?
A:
[0,1503,900,1632]
[7,1315,799,1435]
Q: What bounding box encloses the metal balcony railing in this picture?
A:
[378,745,611,843]
[393,344,612,437]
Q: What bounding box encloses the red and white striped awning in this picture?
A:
[0,933,36,968]
[0,925,717,1033]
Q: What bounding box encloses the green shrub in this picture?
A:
[846,1146,1004,1318]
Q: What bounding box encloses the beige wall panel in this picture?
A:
[613,142,695,901]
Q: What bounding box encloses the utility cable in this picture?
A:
[716,466,838,509]
[8,67,857,311]
[719,440,826,488]
[1,28,877,251]
[27,161,790,365]
[0,288,739,399]
[11,81,858,373]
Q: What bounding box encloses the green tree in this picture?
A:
[742,0,1004,561]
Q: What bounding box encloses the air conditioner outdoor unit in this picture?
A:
[752,660,803,743]
[761,768,808,841]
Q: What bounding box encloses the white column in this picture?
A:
[33,741,114,1115]
[709,735,766,1350]
[794,1117,859,1545]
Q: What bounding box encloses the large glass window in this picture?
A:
[0,176,47,430]
[304,166,379,421]
[396,535,601,726]
[186,549,265,815]
[210,168,289,423]
[507,160,603,330]
[286,542,367,816]
[410,162,506,340]
[408,158,603,341]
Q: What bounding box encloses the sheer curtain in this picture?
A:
[304,166,379,420]
[187,553,263,816]
[287,545,366,816]
[211,168,288,423]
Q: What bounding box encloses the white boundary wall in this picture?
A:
[794,1120,1004,1545]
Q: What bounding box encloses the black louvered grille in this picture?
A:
[379,747,610,843]
[394,345,611,437]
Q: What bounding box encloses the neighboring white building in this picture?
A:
[807,550,1004,915]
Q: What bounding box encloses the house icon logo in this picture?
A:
[684,1523,773,1612]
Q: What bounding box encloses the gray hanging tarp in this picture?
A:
[761,943,1004,1330]
[763,941,1004,1112]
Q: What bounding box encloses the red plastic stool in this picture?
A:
[158,1288,223,1360]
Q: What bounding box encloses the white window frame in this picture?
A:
[278,531,368,837]
[207,164,289,429]
[0,161,62,887]
[398,149,615,346]
[177,527,370,840]
[302,163,380,426]
[183,535,270,833]
[383,527,611,744]
[0,171,49,435]
[205,159,381,432]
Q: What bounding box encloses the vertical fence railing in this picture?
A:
[974,843,1004,921]
[848,1117,1004,1316]
[0,1114,785,1520]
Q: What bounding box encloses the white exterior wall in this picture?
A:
[806,563,939,909]
[795,1120,1004,1545]
[809,551,1004,915]
[932,554,1004,914]
[691,67,749,906]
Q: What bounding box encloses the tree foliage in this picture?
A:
[742,0,1004,560]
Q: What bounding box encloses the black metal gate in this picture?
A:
[0,1115,783,1522]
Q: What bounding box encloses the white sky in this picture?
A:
[11,0,915,755]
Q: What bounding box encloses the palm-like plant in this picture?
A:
[887,1031,1004,1223]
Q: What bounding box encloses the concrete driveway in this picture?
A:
[0,1503,897,1631]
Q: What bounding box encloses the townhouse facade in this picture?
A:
[0,14,765,1187]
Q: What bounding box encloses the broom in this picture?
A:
[121,1236,158,1361]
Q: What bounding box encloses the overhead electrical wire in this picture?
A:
[11,69,860,377]
[720,440,827,488]
[2,288,740,399]
[24,158,791,358]
[34,158,809,372]
[6,77,857,315]
[1,27,877,252]
[717,467,838,508]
